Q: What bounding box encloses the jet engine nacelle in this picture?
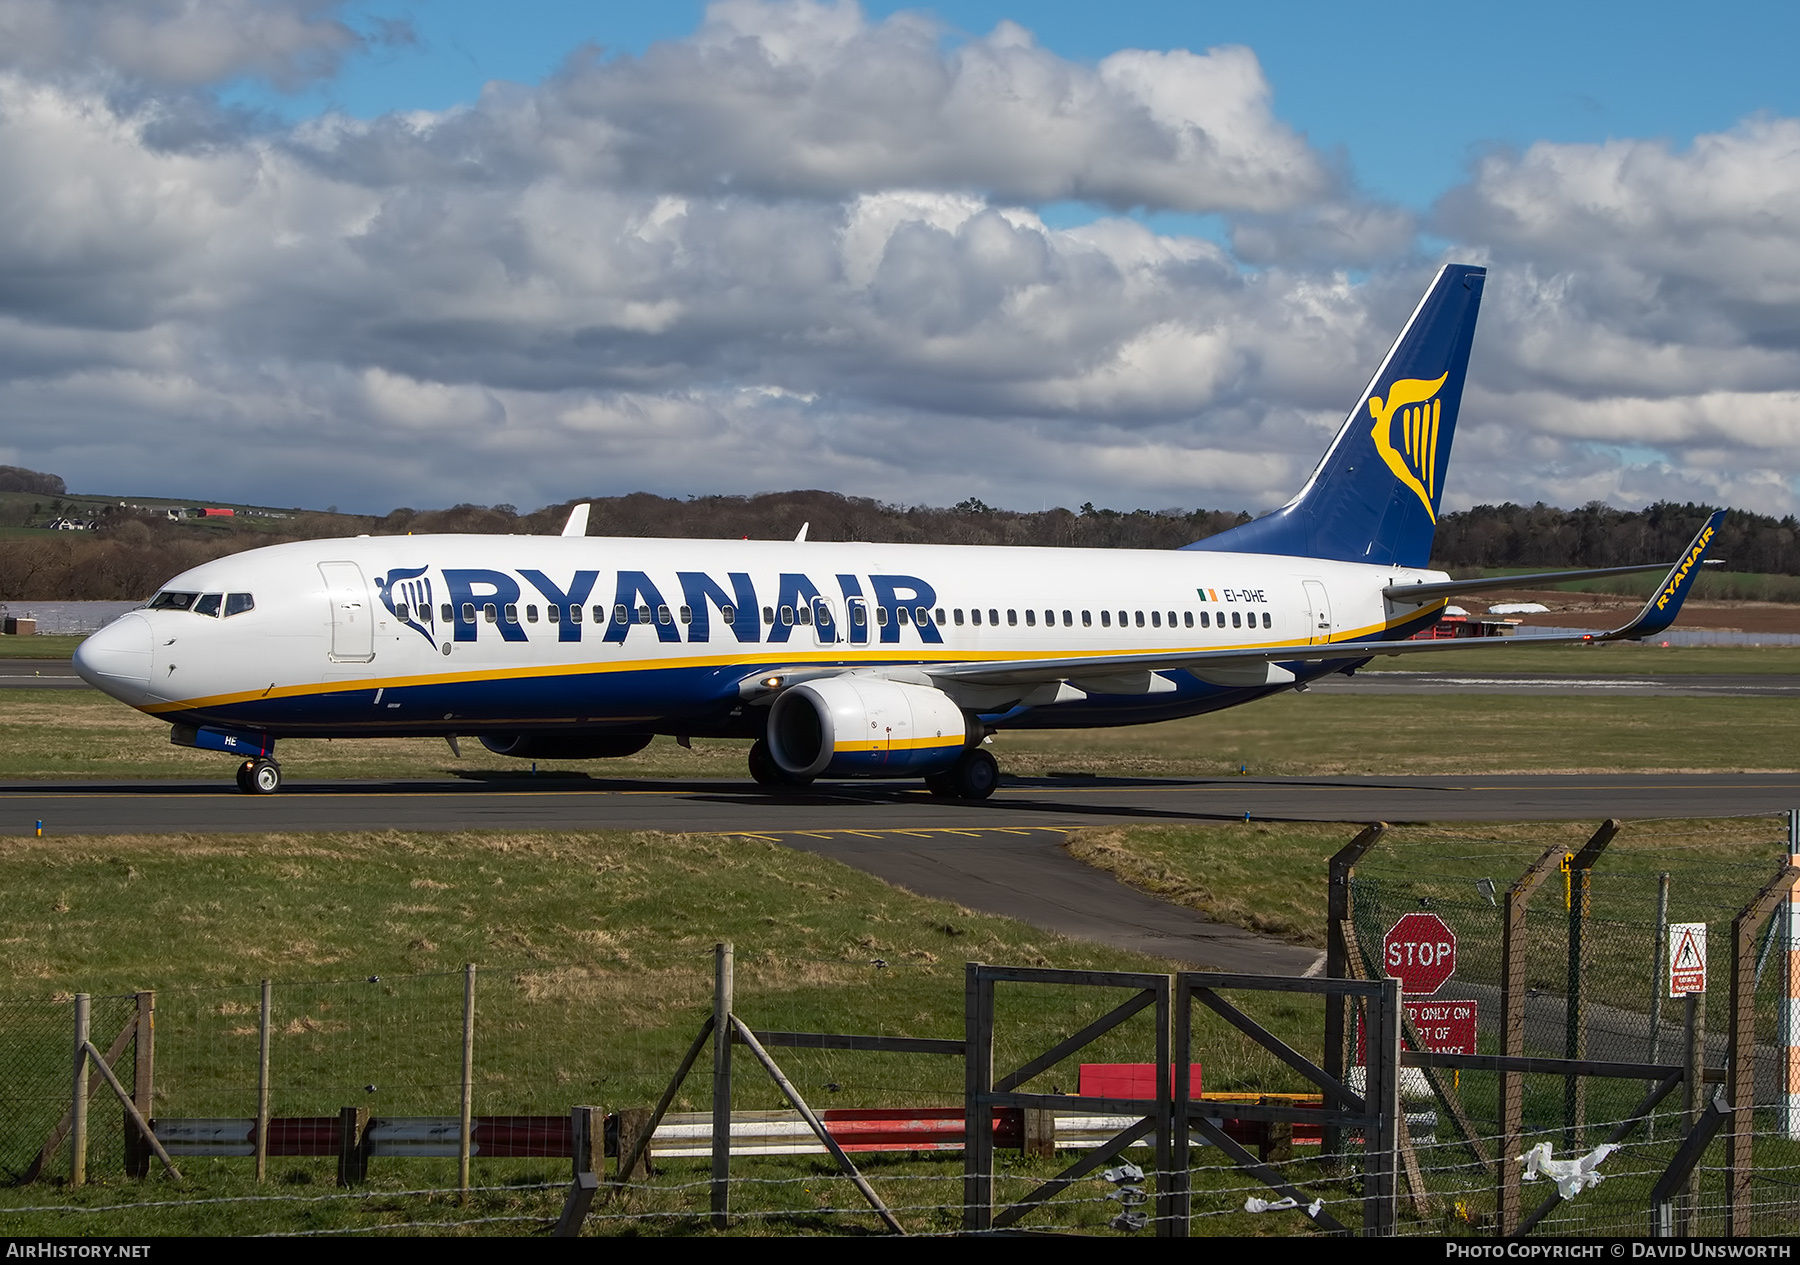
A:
[478,732,654,760]
[767,677,967,779]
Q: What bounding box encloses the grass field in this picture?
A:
[3,670,1796,784]
[0,636,82,658]
[0,827,1345,1236]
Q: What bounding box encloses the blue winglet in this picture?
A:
[1597,510,1726,642]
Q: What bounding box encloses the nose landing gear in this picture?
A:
[236,758,282,795]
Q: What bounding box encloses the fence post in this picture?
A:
[1727,860,1800,1234]
[123,990,155,1179]
[1649,872,1672,1141]
[962,961,994,1233]
[69,993,90,1187]
[1498,845,1566,1236]
[1153,974,1174,1239]
[1676,990,1706,1236]
[1564,820,1618,1151]
[1783,811,1800,1141]
[459,963,475,1201]
[1363,978,1401,1236]
[256,979,272,1183]
[711,941,733,1230]
[336,1105,368,1186]
[1324,823,1386,1165]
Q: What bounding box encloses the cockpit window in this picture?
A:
[193,594,223,617]
[149,591,199,611]
[225,593,255,617]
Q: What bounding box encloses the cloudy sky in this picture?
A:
[3,0,1799,519]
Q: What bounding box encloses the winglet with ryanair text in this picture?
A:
[1589,509,1725,643]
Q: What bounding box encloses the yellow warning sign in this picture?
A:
[1669,921,1707,997]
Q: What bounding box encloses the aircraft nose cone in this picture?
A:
[74,613,153,702]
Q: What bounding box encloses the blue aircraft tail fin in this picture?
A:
[1184,263,1486,568]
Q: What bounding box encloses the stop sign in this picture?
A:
[1383,913,1457,995]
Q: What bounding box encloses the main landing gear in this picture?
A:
[924,748,999,802]
[748,739,813,790]
[236,758,282,795]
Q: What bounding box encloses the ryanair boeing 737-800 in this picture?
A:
[72,264,1724,798]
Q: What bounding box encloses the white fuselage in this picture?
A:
[73,534,1447,739]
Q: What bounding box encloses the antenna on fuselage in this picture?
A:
[794,522,809,542]
[560,503,591,537]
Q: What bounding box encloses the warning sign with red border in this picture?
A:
[1669,921,1707,996]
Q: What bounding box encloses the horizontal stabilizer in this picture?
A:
[1384,558,1723,605]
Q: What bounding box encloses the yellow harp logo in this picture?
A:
[1369,373,1449,522]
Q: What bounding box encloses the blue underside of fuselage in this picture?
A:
[161,612,1435,742]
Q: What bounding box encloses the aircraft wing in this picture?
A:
[917,511,1726,691]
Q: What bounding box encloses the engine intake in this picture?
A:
[478,732,654,760]
[767,677,966,778]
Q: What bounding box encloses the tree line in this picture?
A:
[2,476,1796,601]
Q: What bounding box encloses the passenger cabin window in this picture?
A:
[988,609,999,625]
[796,605,810,626]
[1183,611,1193,628]
[463,603,477,623]
[1007,609,1018,626]
[763,606,774,625]
[780,605,794,625]
[636,605,652,624]
[936,608,946,625]
[969,608,981,626]
[504,604,518,624]
[1135,611,1144,627]
[719,606,734,623]
[679,605,693,625]
[443,604,454,623]
[916,606,930,626]
[526,605,539,623]
[546,605,559,623]
[1025,610,1036,627]
[1118,610,1127,626]
[1063,610,1072,627]
[149,591,199,611]
[851,605,866,626]
[1082,611,1091,627]
[1200,611,1210,628]
[1232,611,1242,628]
[569,604,582,623]
[953,609,965,626]
[1151,611,1161,628]
[876,606,889,626]
[225,593,254,617]
[394,603,408,622]
[1043,610,1053,626]
[1101,610,1111,628]
[617,604,630,624]
[1167,611,1176,627]
[194,593,222,617]
[896,607,910,626]
[1263,612,1273,629]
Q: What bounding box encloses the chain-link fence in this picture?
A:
[5,817,1800,1237]
[1344,817,1800,1237]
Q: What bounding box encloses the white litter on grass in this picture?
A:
[1518,1142,1619,1199]
[1488,602,1550,614]
[1244,1195,1324,1217]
